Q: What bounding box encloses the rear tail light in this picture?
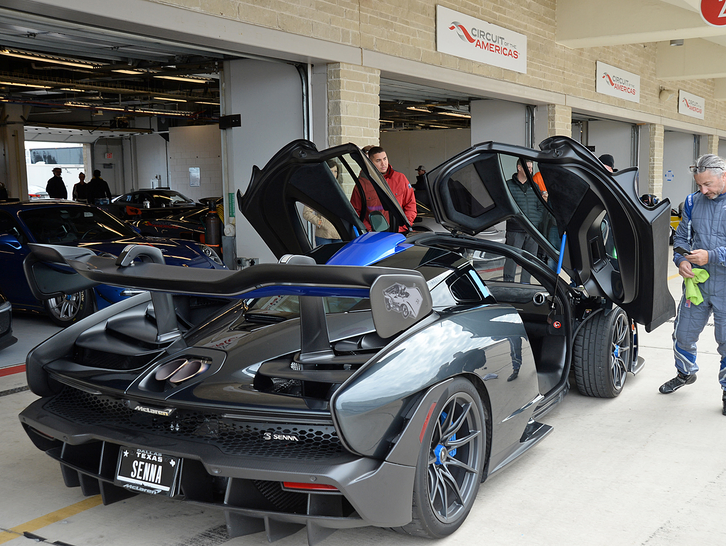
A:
[282,482,339,492]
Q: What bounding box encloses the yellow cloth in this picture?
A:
[684,268,709,305]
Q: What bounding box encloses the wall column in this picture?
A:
[547,104,572,138]
[707,134,719,156]
[648,123,665,196]
[0,104,28,199]
[327,63,380,148]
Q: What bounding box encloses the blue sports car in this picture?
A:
[0,200,225,325]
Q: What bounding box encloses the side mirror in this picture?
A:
[0,233,22,250]
[369,211,390,232]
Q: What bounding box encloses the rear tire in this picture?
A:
[573,307,632,398]
[399,378,487,538]
[43,289,94,327]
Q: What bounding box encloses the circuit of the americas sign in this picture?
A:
[436,5,527,74]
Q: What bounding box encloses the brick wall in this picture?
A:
[649,124,664,196]
[327,63,380,147]
[151,0,726,132]
[547,105,572,138]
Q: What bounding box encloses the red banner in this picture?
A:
[701,0,726,26]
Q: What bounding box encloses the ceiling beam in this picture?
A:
[656,38,726,80]
[556,0,725,48]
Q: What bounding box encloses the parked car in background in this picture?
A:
[0,291,15,350]
[27,185,49,200]
[130,198,222,247]
[0,200,225,325]
[19,137,675,543]
[669,201,684,245]
[101,188,202,220]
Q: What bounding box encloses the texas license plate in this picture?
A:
[115,446,180,495]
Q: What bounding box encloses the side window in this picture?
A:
[471,246,542,287]
[0,212,25,244]
[532,162,560,250]
[500,156,557,247]
[446,163,495,217]
[297,159,350,247]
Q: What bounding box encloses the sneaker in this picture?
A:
[659,372,697,394]
[507,370,519,382]
[722,392,726,416]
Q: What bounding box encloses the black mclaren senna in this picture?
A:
[18,136,675,544]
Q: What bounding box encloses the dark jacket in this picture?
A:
[505,174,544,232]
[46,176,67,199]
[85,176,112,204]
[73,182,87,202]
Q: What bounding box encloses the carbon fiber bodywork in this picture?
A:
[18,137,675,544]
[18,242,551,542]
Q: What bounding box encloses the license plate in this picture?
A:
[115,446,180,496]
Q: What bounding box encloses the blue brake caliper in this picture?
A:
[433,411,456,464]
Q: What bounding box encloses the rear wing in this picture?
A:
[24,243,433,343]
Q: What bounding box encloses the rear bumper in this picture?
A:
[18,394,416,532]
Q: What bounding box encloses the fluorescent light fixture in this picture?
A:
[60,87,86,92]
[0,49,103,69]
[112,69,145,75]
[195,101,220,105]
[0,80,51,89]
[439,111,471,118]
[65,101,126,112]
[429,125,450,129]
[406,106,431,113]
[154,75,211,83]
[63,101,195,117]
[136,108,194,117]
[153,96,187,102]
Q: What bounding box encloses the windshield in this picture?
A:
[20,206,137,243]
[157,191,195,206]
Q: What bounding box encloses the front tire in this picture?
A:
[573,307,632,398]
[43,289,94,327]
[400,378,487,538]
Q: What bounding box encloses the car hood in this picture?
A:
[237,140,410,258]
[424,136,674,331]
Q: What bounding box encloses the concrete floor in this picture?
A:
[2,261,726,546]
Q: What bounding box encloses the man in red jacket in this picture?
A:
[351,146,416,232]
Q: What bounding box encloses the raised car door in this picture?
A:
[237,140,409,258]
[0,210,40,308]
[425,136,674,332]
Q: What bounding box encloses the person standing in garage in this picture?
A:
[351,146,416,232]
[660,154,726,415]
[46,167,67,199]
[503,159,544,283]
[85,170,112,204]
[72,172,88,202]
[598,154,617,173]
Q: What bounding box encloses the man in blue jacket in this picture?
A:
[660,153,726,415]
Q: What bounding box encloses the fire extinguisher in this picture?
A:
[204,201,221,256]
